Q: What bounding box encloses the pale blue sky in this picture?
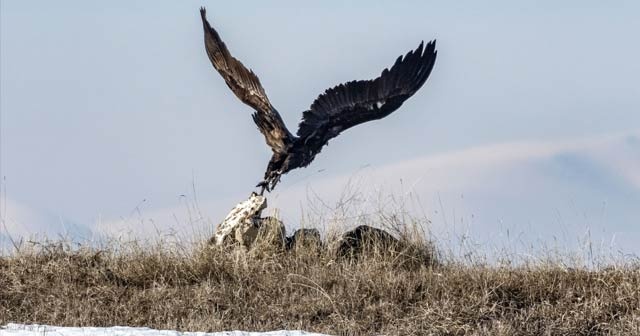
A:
[1,1,639,256]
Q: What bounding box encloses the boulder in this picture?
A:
[250,216,286,251]
[286,228,322,251]
[336,225,401,258]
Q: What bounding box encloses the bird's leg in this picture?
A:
[256,181,268,196]
[268,174,282,192]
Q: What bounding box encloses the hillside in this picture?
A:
[1,236,638,335]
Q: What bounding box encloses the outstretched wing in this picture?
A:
[200,7,293,153]
[297,41,437,151]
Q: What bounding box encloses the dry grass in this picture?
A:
[1,231,639,336]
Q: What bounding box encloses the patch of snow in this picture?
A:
[0,324,331,336]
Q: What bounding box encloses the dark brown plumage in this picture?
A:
[200,7,437,194]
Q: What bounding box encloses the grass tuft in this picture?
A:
[1,230,639,335]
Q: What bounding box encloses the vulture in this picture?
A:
[200,7,437,194]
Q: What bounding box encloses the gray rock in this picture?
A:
[286,228,322,251]
[250,216,286,250]
[336,225,401,258]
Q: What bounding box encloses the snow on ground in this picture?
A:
[0,324,331,336]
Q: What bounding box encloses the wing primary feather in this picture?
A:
[200,7,293,154]
[296,40,437,145]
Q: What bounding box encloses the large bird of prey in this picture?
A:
[200,7,437,194]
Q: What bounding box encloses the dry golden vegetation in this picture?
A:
[1,229,639,336]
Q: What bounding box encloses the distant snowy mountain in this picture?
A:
[0,198,93,252]
[89,131,640,257]
[4,131,639,258]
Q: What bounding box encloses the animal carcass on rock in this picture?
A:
[211,193,285,249]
